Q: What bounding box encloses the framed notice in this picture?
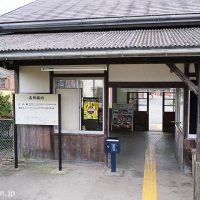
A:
[83,97,99,120]
[14,94,59,125]
[112,104,134,132]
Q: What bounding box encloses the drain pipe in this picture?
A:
[0,48,200,61]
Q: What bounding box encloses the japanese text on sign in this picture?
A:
[15,94,59,125]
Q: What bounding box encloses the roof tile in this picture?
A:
[0,28,200,52]
[0,0,200,23]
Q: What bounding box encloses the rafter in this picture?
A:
[167,63,198,95]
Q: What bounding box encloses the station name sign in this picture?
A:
[15,94,59,125]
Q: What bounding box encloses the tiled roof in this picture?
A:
[0,0,200,23]
[0,28,200,52]
[0,68,13,77]
[0,72,5,78]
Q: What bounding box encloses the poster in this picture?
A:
[83,97,99,120]
[15,94,59,125]
[112,104,133,131]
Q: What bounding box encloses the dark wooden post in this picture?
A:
[147,92,149,131]
[104,67,109,138]
[13,67,19,169]
[183,64,189,138]
[162,92,165,132]
[49,71,55,160]
[104,66,109,165]
[13,94,18,169]
[196,64,200,161]
[195,63,200,200]
[112,88,117,104]
[58,94,62,171]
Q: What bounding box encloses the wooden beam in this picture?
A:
[167,63,198,95]
[1,57,200,67]
[109,81,184,88]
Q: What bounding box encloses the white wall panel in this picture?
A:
[19,66,50,93]
[56,88,80,131]
[109,64,184,82]
[117,88,127,103]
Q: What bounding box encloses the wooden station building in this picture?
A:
[0,0,200,198]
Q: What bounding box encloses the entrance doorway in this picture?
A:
[149,90,163,132]
[110,88,176,133]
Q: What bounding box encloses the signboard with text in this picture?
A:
[15,94,59,125]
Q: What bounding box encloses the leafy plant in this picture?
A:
[0,93,12,118]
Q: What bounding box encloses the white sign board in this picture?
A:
[15,94,59,125]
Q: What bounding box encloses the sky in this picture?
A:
[0,0,35,16]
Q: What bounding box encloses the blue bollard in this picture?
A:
[111,153,116,172]
[105,137,120,173]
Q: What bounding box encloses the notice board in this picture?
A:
[112,104,133,131]
[15,94,59,125]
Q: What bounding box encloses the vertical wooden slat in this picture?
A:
[113,87,117,103]
[183,63,189,138]
[49,71,55,159]
[54,134,104,161]
[32,125,37,157]
[58,94,62,171]
[104,67,109,164]
[14,67,19,93]
[13,94,18,168]
[162,92,165,132]
[194,63,200,200]
[104,66,109,137]
[49,71,54,93]
[14,67,19,168]
[44,126,51,158]
[196,64,200,161]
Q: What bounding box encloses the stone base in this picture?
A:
[50,169,68,175]
[104,168,124,177]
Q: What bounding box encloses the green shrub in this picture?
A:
[0,93,12,118]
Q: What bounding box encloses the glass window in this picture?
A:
[175,89,184,129]
[55,78,104,133]
[0,78,5,88]
[179,89,184,128]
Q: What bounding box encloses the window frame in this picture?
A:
[53,76,104,135]
[0,78,6,89]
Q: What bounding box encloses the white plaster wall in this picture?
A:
[109,64,184,82]
[117,88,127,103]
[189,63,195,73]
[19,66,50,93]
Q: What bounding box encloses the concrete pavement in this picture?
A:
[0,131,193,200]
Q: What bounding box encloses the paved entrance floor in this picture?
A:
[0,132,193,200]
